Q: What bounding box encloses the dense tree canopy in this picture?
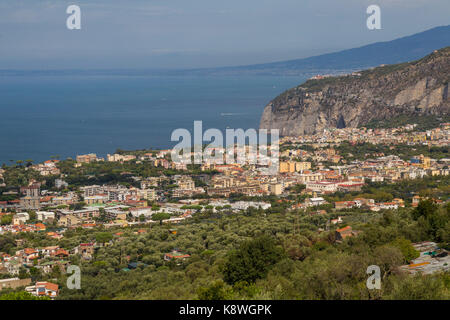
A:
[222,236,285,285]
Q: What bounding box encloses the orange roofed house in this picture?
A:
[335,226,359,242]
[26,281,59,298]
[164,250,190,261]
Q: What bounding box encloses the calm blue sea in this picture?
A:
[0,74,306,165]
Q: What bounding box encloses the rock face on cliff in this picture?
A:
[260,47,450,136]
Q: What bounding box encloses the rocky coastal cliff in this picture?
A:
[260,47,450,135]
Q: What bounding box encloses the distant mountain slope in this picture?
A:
[199,25,450,76]
[260,47,450,135]
[2,26,448,78]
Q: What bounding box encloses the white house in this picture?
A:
[12,212,30,225]
[36,211,55,222]
[129,207,153,218]
[306,181,338,193]
[25,281,59,298]
[304,197,327,207]
[231,201,271,211]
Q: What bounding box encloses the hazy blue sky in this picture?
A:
[0,0,449,69]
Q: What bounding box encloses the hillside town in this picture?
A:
[0,121,449,299]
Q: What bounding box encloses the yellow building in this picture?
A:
[280,161,311,173]
[296,161,312,171]
[421,156,431,169]
[279,161,290,173]
[268,183,283,195]
[85,195,108,205]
